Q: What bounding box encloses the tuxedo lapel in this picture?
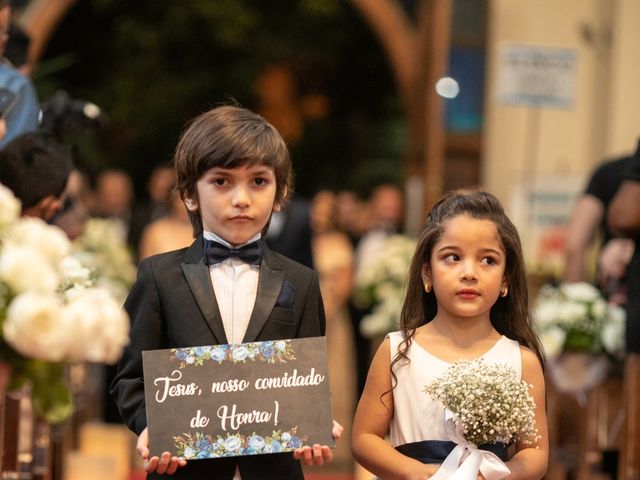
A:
[242,249,285,342]
[181,236,228,344]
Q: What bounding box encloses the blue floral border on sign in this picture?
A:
[171,340,296,368]
[173,427,307,458]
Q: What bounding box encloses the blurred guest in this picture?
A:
[351,183,404,395]
[335,189,369,248]
[51,167,94,239]
[92,168,134,242]
[128,164,176,257]
[565,152,636,303]
[138,190,192,261]
[310,189,356,472]
[0,0,39,148]
[608,139,640,478]
[0,131,72,220]
[608,140,640,353]
[265,195,314,268]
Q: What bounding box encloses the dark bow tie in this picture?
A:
[204,239,264,266]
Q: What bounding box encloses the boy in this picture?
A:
[111,106,340,479]
[0,131,73,220]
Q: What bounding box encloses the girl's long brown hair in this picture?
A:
[389,189,544,389]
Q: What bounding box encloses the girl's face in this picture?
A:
[424,213,507,323]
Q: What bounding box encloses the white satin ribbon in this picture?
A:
[430,410,511,480]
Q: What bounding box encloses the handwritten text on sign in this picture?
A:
[143,337,334,460]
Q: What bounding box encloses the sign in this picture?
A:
[509,174,585,275]
[143,337,334,460]
[498,44,578,108]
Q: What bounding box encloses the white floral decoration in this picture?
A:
[0,183,131,423]
[354,234,417,338]
[532,282,625,361]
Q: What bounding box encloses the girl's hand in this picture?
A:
[137,427,187,475]
[292,420,343,466]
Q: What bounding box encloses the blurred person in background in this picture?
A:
[0,131,72,220]
[265,195,314,268]
[608,139,640,353]
[138,189,192,261]
[128,164,176,257]
[351,183,404,395]
[92,168,134,242]
[565,151,636,305]
[51,167,95,239]
[309,189,356,473]
[0,0,39,148]
[335,189,370,248]
[608,139,640,476]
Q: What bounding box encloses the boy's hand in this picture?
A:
[293,420,343,466]
[137,427,187,475]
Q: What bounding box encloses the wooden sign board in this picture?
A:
[142,336,334,459]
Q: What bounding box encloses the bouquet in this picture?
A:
[532,282,625,361]
[0,183,131,423]
[354,234,416,338]
[424,359,539,479]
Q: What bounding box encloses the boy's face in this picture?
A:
[185,164,280,246]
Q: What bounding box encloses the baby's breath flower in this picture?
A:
[425,359,540,447]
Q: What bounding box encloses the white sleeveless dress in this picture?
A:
[387,331,522,451]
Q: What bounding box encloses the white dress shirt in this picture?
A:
[202,231,261,480]
[203,231,261,344]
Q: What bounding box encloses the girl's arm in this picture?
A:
[351,338,437,480]
[504,347,549,480]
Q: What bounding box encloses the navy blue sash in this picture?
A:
[395,440,508,464]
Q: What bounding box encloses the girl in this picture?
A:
[351,190,548,480]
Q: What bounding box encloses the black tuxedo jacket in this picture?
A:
[111,235,325,480]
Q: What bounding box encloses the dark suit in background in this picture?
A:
[265,197,314,269]
[111,235,325,480]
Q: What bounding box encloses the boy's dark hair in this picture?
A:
[0,131,73,209]
[174,105,293,237]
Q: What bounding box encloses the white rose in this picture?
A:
[4,291,70,361]
[533,299,561,328]
[560,282,601,303]
[556,301,588,326]
[0,245,60,293]
[59,256,93,287]
[0,183,21,231]
[5,218,70,263]
[540,326,566,361]
[62,288,130,364]
[602,305,625,355]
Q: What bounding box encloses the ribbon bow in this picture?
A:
[430,410,511,480]
[204,239,263,266]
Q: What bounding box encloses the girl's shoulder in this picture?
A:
[519,345,544,370]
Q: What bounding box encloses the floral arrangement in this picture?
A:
[0,184,130,423]
[174,427,307,459]
[171,340,296,368]
[71,217,137,304]
[354,234,416,338]
[425,359,539,447]
[532,282,625,361]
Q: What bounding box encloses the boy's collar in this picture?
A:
[202,230,262,248]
